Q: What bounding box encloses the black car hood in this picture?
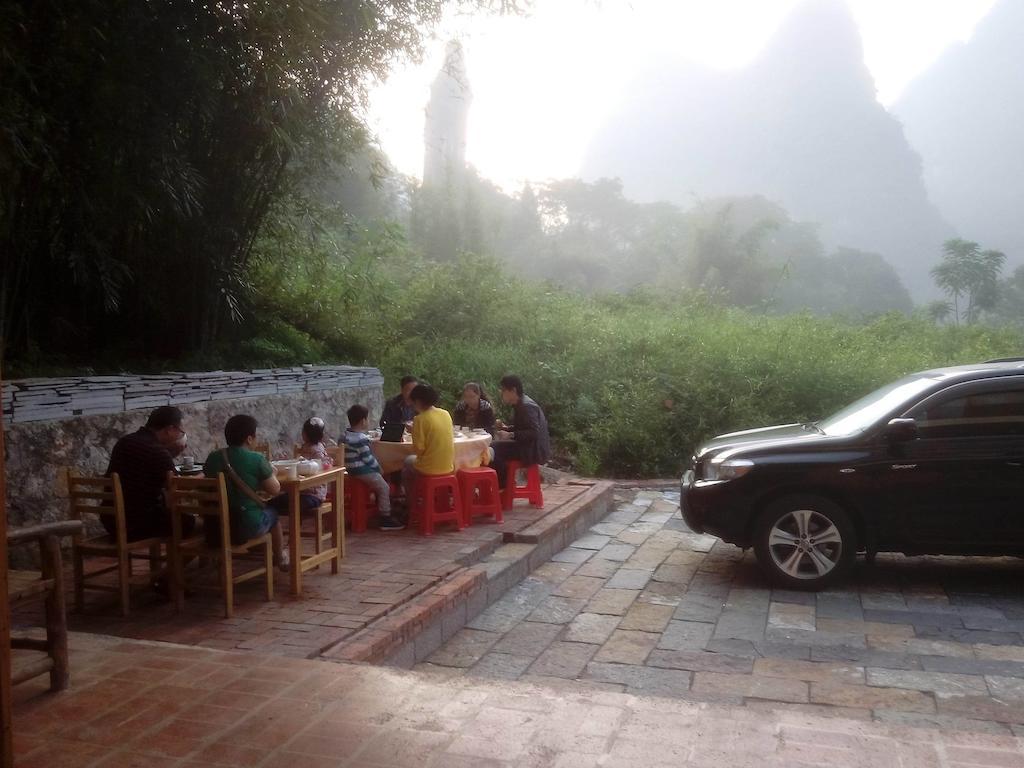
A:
[695,423,828,460]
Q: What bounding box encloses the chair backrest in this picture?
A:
[168,475,230,555]
[252,442,271,460]
[294,443,344,469]
[325,444,344,468]
[67,472,126,545]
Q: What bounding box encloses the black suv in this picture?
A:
[680,360,1024,589]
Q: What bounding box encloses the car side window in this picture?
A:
[909,387,1024,438]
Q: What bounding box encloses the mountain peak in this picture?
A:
[756,0,872,96]
[581,0,949,297]
[892,0,1024,268]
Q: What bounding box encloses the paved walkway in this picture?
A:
[13,482,592,658]
[420,489,1024,735]
[13,632,1024,767]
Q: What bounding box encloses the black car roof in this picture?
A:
[918,360,1024,382]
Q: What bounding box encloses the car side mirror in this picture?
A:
[885,418,918,442]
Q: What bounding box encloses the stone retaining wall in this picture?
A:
[2,366,382,425]
[3,367,384,530]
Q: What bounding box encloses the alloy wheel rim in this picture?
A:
[767,508,843,580]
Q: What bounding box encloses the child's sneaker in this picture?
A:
[276,550,291,572]
[378,515,405,531]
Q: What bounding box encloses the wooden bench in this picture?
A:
[7,520,82,692]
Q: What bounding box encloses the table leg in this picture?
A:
[289,485,301,596]
[333,476,344,573]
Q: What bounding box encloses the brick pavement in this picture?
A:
[12,482,592,659]
[421,488,1024,735]
[13,631,1024,767]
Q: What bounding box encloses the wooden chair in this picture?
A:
[68,472,165,617]
[253,441,272,460]
[325,444,344,467]
[167,475,273,618]
[291,444,339,558]
[7,520,82,693]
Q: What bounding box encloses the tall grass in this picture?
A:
[376,258,1023,477]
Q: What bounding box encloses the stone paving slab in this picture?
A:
[421,487,1024,735]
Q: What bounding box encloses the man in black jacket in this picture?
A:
[491,374,551,487]
[379,375,418,428]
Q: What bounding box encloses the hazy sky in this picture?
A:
[367,0,998,191]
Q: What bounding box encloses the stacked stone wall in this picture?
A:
[2,366,384,530]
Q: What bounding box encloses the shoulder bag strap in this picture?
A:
[219,449,268,507]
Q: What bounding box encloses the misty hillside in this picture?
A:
[892,0,1024,268]
[581,0,950,298]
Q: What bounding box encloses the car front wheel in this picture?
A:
[753,495,856,590]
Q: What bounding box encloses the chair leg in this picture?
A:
[148,542,162,578]
[221,555,234,619]
[314,508,323,570]
[72,546,85,614]
[452,485,465,530]
[264,541,274,602]
[171,543,186,612]
[335,487,345,571]
[418,493,432,536]
[117,549,131,618]
[42,535,69,691]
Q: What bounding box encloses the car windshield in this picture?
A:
[817,375,939,437]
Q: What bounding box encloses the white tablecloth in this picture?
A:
[371,433,492,475]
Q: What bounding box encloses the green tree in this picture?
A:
[985,265,1024,329]
[926,300,954,325]
[0,0,519,365]
[687,199,780,306]
[930,239,1006,326]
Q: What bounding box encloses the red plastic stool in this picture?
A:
[457,466,503,525]
[413,473,464,536]
[502,461,544,510]
[344,477,377,533]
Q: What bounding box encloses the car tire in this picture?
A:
[753,495,856,590]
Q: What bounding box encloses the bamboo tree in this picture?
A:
[0,0,521,368]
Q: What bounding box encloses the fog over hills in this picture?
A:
[892,0,1023,269]
[582,0,952,298]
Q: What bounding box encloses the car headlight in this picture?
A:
[705,457,754,482]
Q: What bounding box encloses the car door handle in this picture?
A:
[1008,461,1022,468]
[891,463,917,470]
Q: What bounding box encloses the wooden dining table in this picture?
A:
[275,466,345,597]
[370,432,493,475]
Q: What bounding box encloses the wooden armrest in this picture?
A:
[7,520,84,545]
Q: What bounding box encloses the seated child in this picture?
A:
[344,404,402,530]
[270,416,333,516]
